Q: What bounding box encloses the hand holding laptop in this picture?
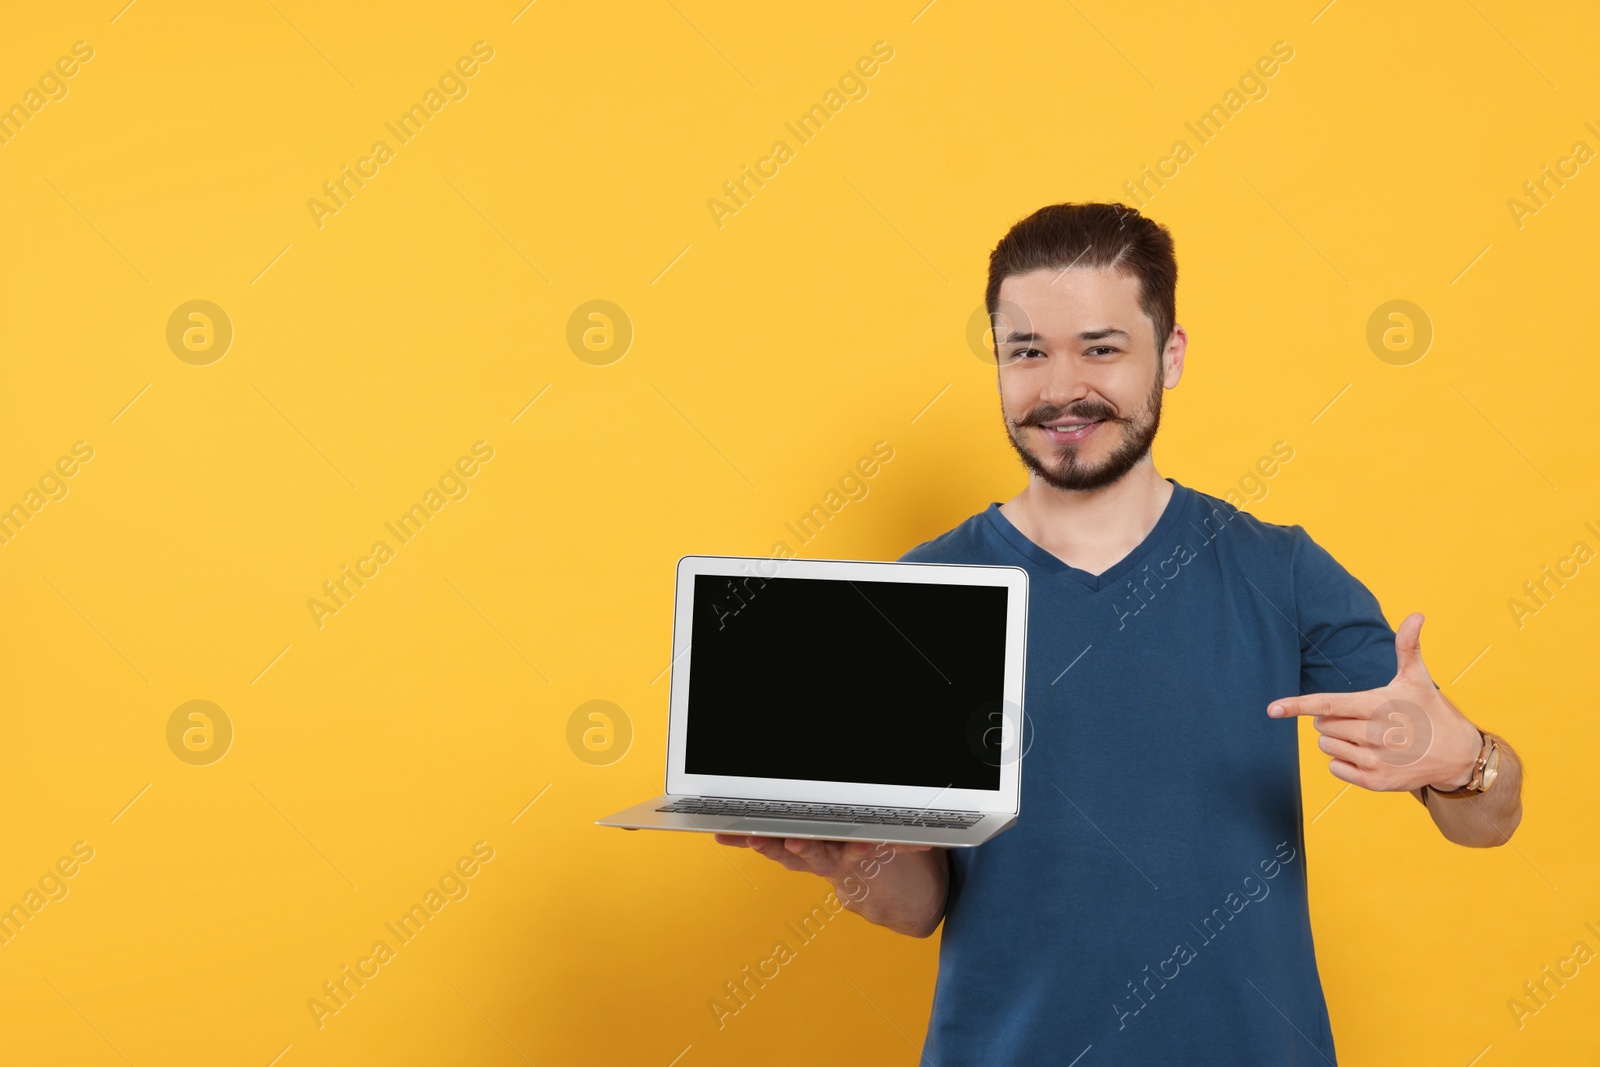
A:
[713,834,934,864]
[715,834,951,939]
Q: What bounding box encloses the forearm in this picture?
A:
[840,847,950,937]
[1411,733,1523,847]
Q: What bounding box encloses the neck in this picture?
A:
[1002,459,1174,571]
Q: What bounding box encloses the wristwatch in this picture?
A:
[1429,730,1500,798]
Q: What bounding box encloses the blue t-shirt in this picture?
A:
[897,477,1400,1066]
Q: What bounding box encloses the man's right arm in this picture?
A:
[714,835,951,938]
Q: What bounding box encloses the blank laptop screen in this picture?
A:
[683,573,1010,790]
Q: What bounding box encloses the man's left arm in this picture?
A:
[1270,610,1525,848]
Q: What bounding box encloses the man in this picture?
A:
[715,202,1523,1064]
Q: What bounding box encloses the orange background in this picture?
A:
[1,1,1597,1063]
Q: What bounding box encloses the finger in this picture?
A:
[747,836,816,872]
[1328,757,1379,790]
[713,834,753,848]
[762,852,817,874]
[1311,716,1367,743]
[784,837,844,871]
[1317,733,1375,769]
[1393,611,1429,683]
[1269,691,1374,719]
[797,837,878,877]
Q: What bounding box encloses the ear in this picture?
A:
[1162,324,1187,388]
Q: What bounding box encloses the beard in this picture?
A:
[1001,363,1165,493]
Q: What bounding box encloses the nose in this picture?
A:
[1038,352,1092,411]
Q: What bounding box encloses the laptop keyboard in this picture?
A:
[657,797,982,829]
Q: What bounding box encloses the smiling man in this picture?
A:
[716,201,1524,1064]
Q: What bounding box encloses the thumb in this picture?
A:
[1393,611,1429,682]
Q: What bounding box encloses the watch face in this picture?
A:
[1482,744,1501,790]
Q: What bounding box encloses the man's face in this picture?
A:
[992,268,1177,493]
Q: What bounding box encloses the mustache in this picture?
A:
[1020,404,1121,426]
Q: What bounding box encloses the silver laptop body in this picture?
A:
[596,553,1028,847]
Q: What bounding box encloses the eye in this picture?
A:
[1007,348,1045,360]
[1085,346,1119,357]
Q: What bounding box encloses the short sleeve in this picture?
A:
[1291,525,1400,695]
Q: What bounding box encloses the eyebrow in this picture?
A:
[999,328,1131,345]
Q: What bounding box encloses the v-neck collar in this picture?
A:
[981,478,1191,593]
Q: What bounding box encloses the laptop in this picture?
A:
[596,553,1029,847]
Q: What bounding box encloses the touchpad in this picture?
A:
[723,819,873,838]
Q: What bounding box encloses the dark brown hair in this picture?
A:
[984,202,1177,361]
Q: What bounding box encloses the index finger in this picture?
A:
[1268,692,1372,719]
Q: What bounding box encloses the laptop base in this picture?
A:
[597,794,1015,848]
